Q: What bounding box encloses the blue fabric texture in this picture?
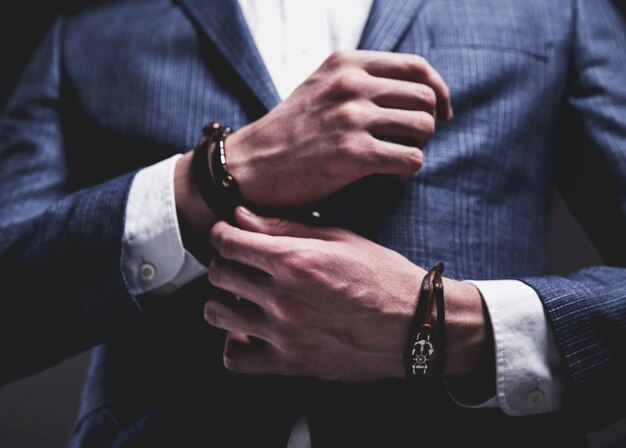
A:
[0,0,625,446]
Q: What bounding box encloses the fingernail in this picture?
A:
[238,206,255,217]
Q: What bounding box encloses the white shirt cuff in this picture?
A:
[286,416,312,448]
[122,155,207,296]
[461,279,566,416]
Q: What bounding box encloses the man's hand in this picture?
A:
[227,50,453,206]
[204,207,491,382]
[175,50,453,238]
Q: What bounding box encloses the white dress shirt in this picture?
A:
[122,1,566,445]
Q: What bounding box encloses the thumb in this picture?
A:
[234,206,340,240]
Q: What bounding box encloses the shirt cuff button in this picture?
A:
[155,282,177,295]
[139,262,156,281]
[527,389,544,408]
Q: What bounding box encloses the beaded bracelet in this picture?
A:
[191,122,243,224]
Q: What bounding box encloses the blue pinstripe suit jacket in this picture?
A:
[1,0,625,446]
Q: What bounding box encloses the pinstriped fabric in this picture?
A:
[522,0,626,429]
[61,1,254,157]
[357,0,427,51]
[178,0,281,112]
[376,0,567,281]
[0,18,145,386]
[0,0,625,444]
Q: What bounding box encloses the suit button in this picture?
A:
[527,389,544,408]
[156,282,176,295]
[139,262,156,281]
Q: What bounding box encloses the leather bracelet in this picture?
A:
[404,262,446,379]
[191,122,244,224]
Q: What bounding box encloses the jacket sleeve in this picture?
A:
[520,0,626,431]
[0,18,148,386]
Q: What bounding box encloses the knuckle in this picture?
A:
[418,85,437,108]
[216,233,234,259]
[284,247,331,283]
[408,54,428,75]
[266,216,290,233]
[208,261,220,285]
[332,132,363,174]
[284,250,315,280]
[417,112,436,135]
[284,251,306,275]
[328,71,361,98]
[264,295,285,322]
[211,227,225,251]
[334,101,362,130]
[405,149,424,172]
[336,136,357,162]
[278,307,297,327]
[324,49,352,69]
[204,302,219,325]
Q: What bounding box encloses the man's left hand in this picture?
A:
[205,207,488,381]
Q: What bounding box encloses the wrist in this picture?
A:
[223,125,255,203]
[387,264,427,380]
[398,271,495,381]
[442,280,495,377]
[174,153,217,262]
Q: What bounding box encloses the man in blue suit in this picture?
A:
[1,0,625,446]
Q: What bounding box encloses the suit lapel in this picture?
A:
[179,0,428,112]
[358,0,429,51]
[178,0,281,112]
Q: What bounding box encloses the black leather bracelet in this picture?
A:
[404,262,446,379]
[191,122,244,224]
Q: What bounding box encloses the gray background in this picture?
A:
[1,1,626,446]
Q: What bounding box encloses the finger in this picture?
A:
[226,331,266,348]
[358,51,453,121]
[367,76,437,115]
[210,221,288,274]
[223,336,286,375]
[368,108,436,148]
[226,331,252,347]
[208,258,272,307]
[365,136,424,177]
[204,292,268,339]
[235,206,345,241]
[226,331,268,352]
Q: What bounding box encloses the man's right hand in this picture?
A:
[175,50,452,239]
[227,49,453,206]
